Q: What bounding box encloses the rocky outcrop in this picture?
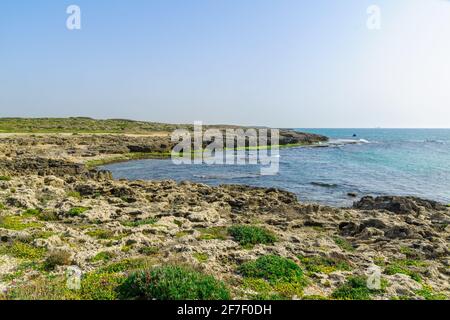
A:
[353,196,447,214]
[0,133,448,300]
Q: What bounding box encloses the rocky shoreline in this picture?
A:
[0,132,448,300]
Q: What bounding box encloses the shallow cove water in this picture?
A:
[101,129,450,207]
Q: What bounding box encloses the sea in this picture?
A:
[101,129,450,207]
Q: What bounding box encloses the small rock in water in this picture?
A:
[347,192,358,197]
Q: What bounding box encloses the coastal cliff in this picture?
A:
[0,119,448,300]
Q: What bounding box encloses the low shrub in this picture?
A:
[331,276,384,300]
[298,255,352,274]
[80,272,125,300]
[118,265,231,300]
[228,225,277,247]
[44,250,72,270]
[239,255,303,284]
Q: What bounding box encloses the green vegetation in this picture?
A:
[80,272,125,300]
[37,210,58,221]
[138,246,159,256]
[0,117,193,134]
[66,191,82,199]
[0,176,11,181]
[384,259,426,282]
[97,258,153,274]
[193,252,209,262]
[86,152,173,169]
[239,255,306,298]
[91,251,116,263]
[175,230,192,238]
[228,225,277,247]
[415,285,447,300]
[240,278,284,300]
[0,215,42,230]
[118,265,230,300]
[86,228,115,239]
[239,255,303,284]
[0,242,46,260]
[44,250,72,270]
[197,226,228,240]
[298,255,352,274]
[0,203,5,211]
[34,230,56,239]
[67,207,90,217]
[333,236,355,252]
[173,219,183,227]
[22,208,42,216]
[331,276,384,300]
[121,217,159,227]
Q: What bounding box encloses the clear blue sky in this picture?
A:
[1,0,449,128]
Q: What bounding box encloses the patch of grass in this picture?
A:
[138,246,159,256]
[0,242,46,260]
[175,230,192,238]
[91,251,116,263]
[67,207,90,217]
[331,276,380,300]
[399,246,421,259]
[0,176,11,181]
[0,215,42,230]
[228,225,277,247]
[121,217,158,227]
[97,258,153,274]
[34,230,56,239]
[333,237,355,252]
[118,265,231,300]
[239,255,304,285]
[22,208,41,217]
[173,219,183,227]
[86,228,114,240]
[37,210,59,221]
[193,252,209,263]
[66,191,82,199]
[298,255,352,274]
[0,203,5,211]
[197,227,228,240]
[415,285,447,300]
[384,259,426,282]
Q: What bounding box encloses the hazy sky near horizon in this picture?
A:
[1,0,450,128]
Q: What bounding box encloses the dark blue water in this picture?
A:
[102,129,450,207]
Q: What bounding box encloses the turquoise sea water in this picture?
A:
[102,129,450,207]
